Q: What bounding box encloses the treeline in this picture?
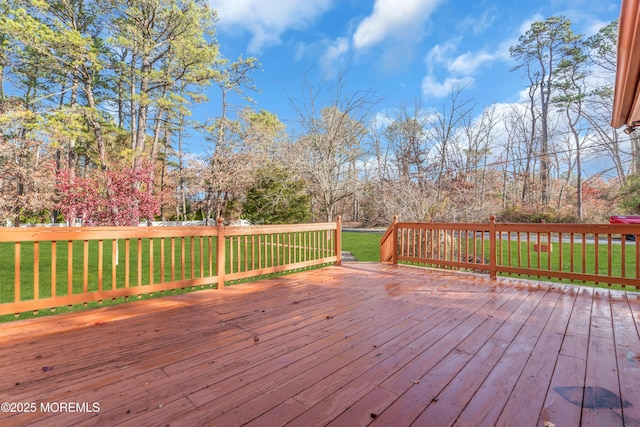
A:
[0,2,636,226]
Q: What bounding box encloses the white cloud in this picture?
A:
[210,0,334,53]
[319,37,350,78]
[421,75,474,98]
[422,31,513,96]
[448,40,512,75]
[448,51,497,76]
[353,0,443,49]
[426,40,459,67]
[456,9,496,35]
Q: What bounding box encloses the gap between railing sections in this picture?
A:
[380,215,640,290]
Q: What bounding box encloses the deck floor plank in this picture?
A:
[260,289,513,427]
[308,292,524,426]
[539,286,594,427]
[452,285,559,427]
[405,288,525,427]
[495,285,576,427]
[0,263,638,427]
[610,293,640,427]
[582,289,625,427]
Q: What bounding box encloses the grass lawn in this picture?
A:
[493,238,638,291]
[341,231,382,262]
[0,238,216,303]
[342,231,639,292]
[0,232,337,322]
[1,230,637,322]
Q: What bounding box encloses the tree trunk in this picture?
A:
[632,131,640,175]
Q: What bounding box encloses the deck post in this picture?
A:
[392,215,399,265]
[216,218,225,290]
[489,215,497,279]
[335,216,342,266]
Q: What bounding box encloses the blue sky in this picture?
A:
[200,0,621,145]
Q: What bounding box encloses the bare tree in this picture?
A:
[460,106,499,208]
[384,100,431,184]
[425,84,475,203]
[291,70,379,221]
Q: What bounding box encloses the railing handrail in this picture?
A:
[380,215,398,263]
[0,218,342,316]
[381,216,640,290]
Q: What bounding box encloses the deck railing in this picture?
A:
[380,215,640,290]
[0,218,341,316]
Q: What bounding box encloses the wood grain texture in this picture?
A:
[0,263,638,426]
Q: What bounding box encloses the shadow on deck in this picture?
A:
[0,262,639,426]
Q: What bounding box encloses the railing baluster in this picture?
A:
[52,241,57,298]
[570,233,575,274]
[517,231,521,272]
[582,233,587,280]
[112,239,117,290]
[558,233,563,275]
[208,236,213,277]
[15,242,21,303]
[594,233,599,281]
[229,236,234,274]
[547,232,552,278]
[171,238,175,282]
[252,235,256,270]
[245,235,249,271]
[137,239,142,287]
[620,235,625,285]
[286,233,291,264]
[480,228,485,265]
[607,234,613,279]
[160,238,165,283]
[237,236,241,273]
[34,241,40,301]
[84,240,89,293]
[200,236,204,278]
[180,237,185,281]
[190,236,195,279]
[149,238,153,286]
[98,239,103,291]
[67,240,73,295]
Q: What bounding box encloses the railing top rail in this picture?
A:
[0,222,339,242]
[224,222,337,236]
[380,224,395,243]
[396,222,490,230]
[0,226,220,242]
[394,221,640,232]
[380,215,398,242]
[494,223,640,232]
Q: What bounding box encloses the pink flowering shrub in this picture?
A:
[56,162,159,226]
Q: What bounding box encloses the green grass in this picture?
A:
[342,231,382,262]
[0,232,337,322]
[342,230,639,291]
[2,230,637,322]
[402,237,638,291]
[493,239,638,291]
[0,238,216,304]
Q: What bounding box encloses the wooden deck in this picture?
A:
[0,262,639,426]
